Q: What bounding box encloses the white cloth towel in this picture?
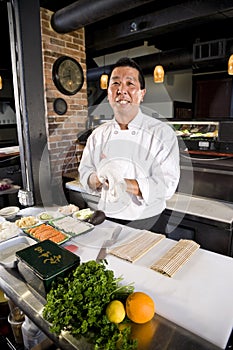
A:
[97,160,127,204]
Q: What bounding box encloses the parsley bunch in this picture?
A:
[43,260,137,349]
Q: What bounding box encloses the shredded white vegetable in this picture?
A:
[0,221,19,241]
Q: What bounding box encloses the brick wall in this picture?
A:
[40,8,87,181]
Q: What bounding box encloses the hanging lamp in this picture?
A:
[228,54,233,75]
[100,55,108,89]
[100,73,108,89]
[0,75,2,90]
[154,65,164,83]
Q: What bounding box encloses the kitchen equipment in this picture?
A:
[16,240,80,298]
[0,236,36,268]
[0,289,10,336]
[76,128,94,145]
[96,226,122,262]
[7,307,25,345]
[3,293,16,313]
[218,121,233,153]
[18,189,34,207]
[22,316,47,350]
[167,119,233,206]
[168,121,219,152]
[0,125,18,148]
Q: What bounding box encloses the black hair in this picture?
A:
[110,57,145,89]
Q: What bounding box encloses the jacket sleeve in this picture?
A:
[137,125,180,205]
[78,133,100,194]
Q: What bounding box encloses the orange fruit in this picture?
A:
[125,291,155,324]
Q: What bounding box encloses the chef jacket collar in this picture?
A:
[113,109,143,131]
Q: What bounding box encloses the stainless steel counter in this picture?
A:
[65,180,233,256]
[0,265,223,350]
[179,152,233,202]
[0,207,232,349]
[65,180,233,224]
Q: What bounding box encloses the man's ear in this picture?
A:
[141,88,146,101]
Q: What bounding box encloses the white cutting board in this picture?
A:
[75,221,233,349]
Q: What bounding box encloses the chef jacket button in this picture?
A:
[114,130,118,134]
[131,131,136,135]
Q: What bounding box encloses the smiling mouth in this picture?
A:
[115,98,130,105]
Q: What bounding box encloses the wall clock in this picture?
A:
[53,98,67,115]
[52,56,84,95]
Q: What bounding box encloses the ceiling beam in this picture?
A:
[51,0,155,33]
[85,0,233,56]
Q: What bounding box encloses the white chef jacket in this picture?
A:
[78,110,180,220]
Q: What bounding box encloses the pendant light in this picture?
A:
[100,55,108,89]
[0,75,2,90]
[154,65,164,83]
[228,54,233,75]
[100,73,108,89]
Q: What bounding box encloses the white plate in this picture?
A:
[0,236,36,268]
[57,204,79,216]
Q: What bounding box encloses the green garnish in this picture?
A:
[40,213,53,220]
[75,208,94,220]
[43,260,136,349]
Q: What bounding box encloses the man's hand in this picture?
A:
[125,179,142,197]
[88,173,103,191]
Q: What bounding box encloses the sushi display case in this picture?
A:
[168,120,233,154]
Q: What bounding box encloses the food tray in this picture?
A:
[49,216,94,237]
[16,240,80,297]
[23,223,70,245]
[0,236,36,268]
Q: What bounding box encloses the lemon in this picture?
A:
[106,300,126,324]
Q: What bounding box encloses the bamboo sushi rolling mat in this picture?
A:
[110,230,165,263]
[151,239,200,277]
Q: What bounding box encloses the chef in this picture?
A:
[78,57,180,232]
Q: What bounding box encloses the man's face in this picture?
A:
[107,66,146,118]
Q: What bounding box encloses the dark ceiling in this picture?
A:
[1,0,233,74]
[39,0,233,72]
